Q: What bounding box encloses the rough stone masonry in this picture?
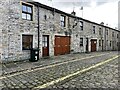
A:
[0,0,120,63]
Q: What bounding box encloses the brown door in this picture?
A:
[102,40,104,51]
[91,39,97,52]
[54,36,61,55]
[54,36,70,56]
[42,35,49,57]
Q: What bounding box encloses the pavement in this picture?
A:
[0,51,119,89]
[2,51,108,75]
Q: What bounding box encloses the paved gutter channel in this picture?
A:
[1,52,119,89]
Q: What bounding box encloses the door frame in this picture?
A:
[91,39,97,52]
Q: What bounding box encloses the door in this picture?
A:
[54,36,70,56]
[42,35,49,57]
[102,40,104,51]
[91,39,97,52]
[86,38,89,52]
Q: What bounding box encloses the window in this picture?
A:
[80,21,83,30]
[60,15,66,27]
[106,29,108,35]
[93,26,95,34]
[22,3,33,21]
[112,32,114,37]
[80,38,83,46]
[99,28,101,35]
[117,34,119,38]
[99,40,101,46]
[110,41,111,47]
[117,42,118,46]
[42,36,48,47]
[22,35,33,50]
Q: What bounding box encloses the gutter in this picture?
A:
[37,5,40,49]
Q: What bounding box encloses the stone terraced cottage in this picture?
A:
[0,0,120,62]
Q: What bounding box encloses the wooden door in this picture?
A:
[54,36,61,55]
[54,36,70,56]
[91,39,97,52]
[42,35,49,57]
[102,40,104,51]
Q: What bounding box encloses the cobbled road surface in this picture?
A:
[1,51,119,90]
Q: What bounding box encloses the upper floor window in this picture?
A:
[110,41,111,47]
[80,21,83,30]
[22,35,33,50]
[99,28,102,35]
[80,38,83,46]
[93,26,95,34]
[106,29,108,35]
[22,3,33,21]
[112,32,114,37]
[117,34,119,38]
[60,15,66,27]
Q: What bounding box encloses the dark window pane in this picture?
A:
[99,40,101,46]
[93,26,95,34]
[80,38,83,46]
[22,35,33,50]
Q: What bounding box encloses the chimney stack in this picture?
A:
[71,10,76,16]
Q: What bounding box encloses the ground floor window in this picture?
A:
[99,40,101,46]
[80,38,83,46]
[22,35,33,50]
[117,42,119,46]
[110,41,112,47]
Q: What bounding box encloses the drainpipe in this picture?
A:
[37,5,40,49]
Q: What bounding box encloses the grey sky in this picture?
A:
[51,0,118,7]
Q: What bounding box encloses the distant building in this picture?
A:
[0,0,120,63]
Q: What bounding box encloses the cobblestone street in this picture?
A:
[49,55,119,89]
[0,51,119,89]
[1,0,120,90]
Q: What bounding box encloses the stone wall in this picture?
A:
[1,0,120,62]
[1,0,12,62]
[1,0,39,62]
